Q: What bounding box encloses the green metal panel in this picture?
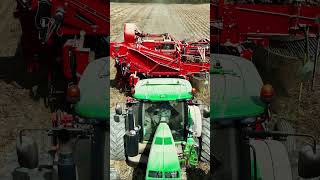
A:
[146,123,181,180]
[134,78,192,101]
[183,137,198,167]
[211,54,266,121]
[75,58,109,120]
[251,160,262,180]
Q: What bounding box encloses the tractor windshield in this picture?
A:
[143,101,184,142]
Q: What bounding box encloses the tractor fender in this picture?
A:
[250,139,292,180]
[188,105,202,137]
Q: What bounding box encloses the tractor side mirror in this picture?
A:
[298,145,320,178]
[202,107,210,118]
[115,103,123,115]
[16,136,39,169]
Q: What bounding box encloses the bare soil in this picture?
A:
[0,0,21,57]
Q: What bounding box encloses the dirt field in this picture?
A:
[0,0,21,57]
[110,2,210,180]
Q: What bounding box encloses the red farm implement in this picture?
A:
[211,0,320,59]
[211,0,320,93]
[14,0,109,110]
[110,23,210,92]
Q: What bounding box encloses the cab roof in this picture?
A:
[133,78,192,101]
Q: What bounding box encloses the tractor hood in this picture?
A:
[146,123,181,180]
[133,78,192,101]
[211,54,266,121]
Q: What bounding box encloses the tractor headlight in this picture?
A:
[165,171,179,178]
[148,171,162,178]
[241,117,256,125]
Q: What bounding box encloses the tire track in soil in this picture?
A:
[175,6,197,40]
[176,7,201,40]
[188,6,209,38]
[111,5,136,40]
[142,4,187,40]
[111,5,134,40]
[111,3,149,41]
[187,5,209,37]
[174,4,209,41]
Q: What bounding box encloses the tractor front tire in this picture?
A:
[110,113,126,161]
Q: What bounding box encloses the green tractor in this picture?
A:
[110,78,210,179]
[211,54,320,180]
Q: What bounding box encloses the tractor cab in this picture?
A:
[141,100,185,141]
[129,78,192,179]
[111,78,210,179]
[132,78,193,142]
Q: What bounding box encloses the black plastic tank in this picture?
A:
[125,130,139,157]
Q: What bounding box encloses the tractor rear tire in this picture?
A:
[250,139,292,180]
[110,113,126,161]
[200,116,210,163]
[273,119,296,153]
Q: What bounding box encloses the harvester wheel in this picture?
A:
[273,119,296,153]
[110,113,126,160]
[199,116,210,163]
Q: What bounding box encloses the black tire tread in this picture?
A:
[110,113,126,161]
[200,116,210,163]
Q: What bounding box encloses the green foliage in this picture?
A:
[110,0,209,3]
